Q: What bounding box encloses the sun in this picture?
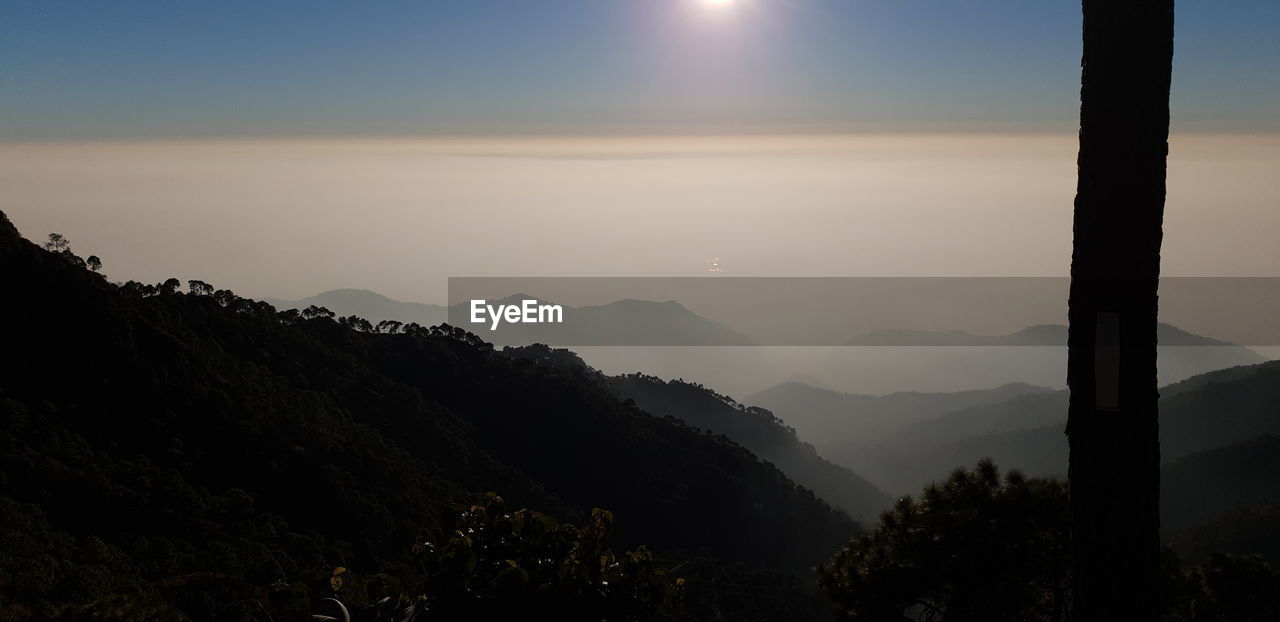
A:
[701,0,735,7]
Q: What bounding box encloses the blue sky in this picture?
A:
[2,0,1277,138]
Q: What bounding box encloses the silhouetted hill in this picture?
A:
[1162,435,1280,530]
[0,212,854,619]
[875,390,1066,450]
[604,375,891,523]
[817,361,1280,500]
[844,323,1265,385]
[1165,505,1280,568]
[1159,361,1274,398]
[821,422,1069,497]
[265,288,447,326]
[1160,361,1280,459]
[746,381,1052,445]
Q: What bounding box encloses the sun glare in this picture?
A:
[701,0,735,8]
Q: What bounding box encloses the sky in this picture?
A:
[1,1,1278,303]
[3,0,1279,138]
[4,133,1278,303]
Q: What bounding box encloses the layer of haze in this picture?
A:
[4,133,1278,306]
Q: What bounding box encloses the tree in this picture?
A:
[340,315,373,332]
[387,494,680,621]
[86,255,102,273]
[60,250,86,269]
[159,278,181,295]
[1066,1,1174,620]
[301,305,335,320]
[44,233,69,252]
[212,289,238,307]
[817,463,1280,621]
[818,462,1071,622]
[1171,554,1280,622]
[187,280,214,296]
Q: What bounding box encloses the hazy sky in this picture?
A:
[2,2,1278,306]
[3,0,1278,138]
[3,133,1278,304]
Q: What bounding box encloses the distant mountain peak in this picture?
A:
[598,298,686,309]
[316,288,394,298]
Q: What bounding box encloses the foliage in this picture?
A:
[818,461,1280,622]
[1166,505,1280,569]
[1164,553,1280,622]
[403,493,679,620]
[43,233,69,253]
[246,494,681,622]
[818,461,1070,621]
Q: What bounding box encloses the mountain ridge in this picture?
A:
[0,211,856,618]
[746,381,1056,445]
[813,359,1280,497]
[604,373,891,523]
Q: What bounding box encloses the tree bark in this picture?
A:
[1068,1,1173,621]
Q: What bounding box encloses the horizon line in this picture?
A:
[3,127,1277,146]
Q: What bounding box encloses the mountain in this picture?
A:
[878,390,1069,451]
[844,323,1265,386]
[0,211,854,619]
[604,374,891,523]
[1162,435,1280,530]
[843,326,1064,346]
[813,391,1070,494]
[267,291,753,346]
[817,360,1280,498]
[822,423,1069,497]
[1165,505,1280,567]
[1160,361,1280,460]
[1159,360,1278,399]
[746,381,1053,445]
[264,288,447,326]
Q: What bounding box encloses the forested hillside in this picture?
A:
[605,374,890,523]
[748,381,1052,445]
[815,360,1280,497]
[1162,435,1280,530]
[0,211,856,621]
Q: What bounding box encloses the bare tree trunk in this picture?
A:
[1067,1,1173,621]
